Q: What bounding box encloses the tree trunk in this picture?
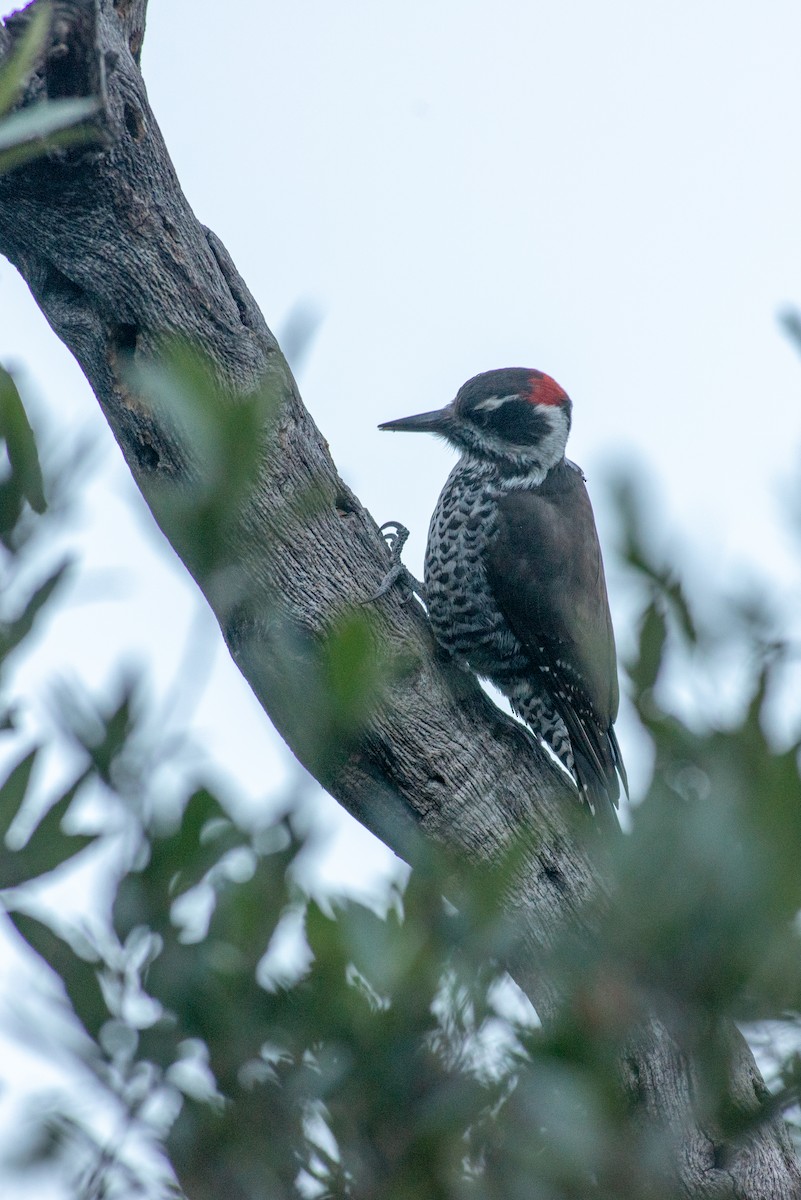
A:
[0,2,798,1195]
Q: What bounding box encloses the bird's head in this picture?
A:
[379,368,572,478]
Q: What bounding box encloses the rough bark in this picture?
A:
[0,2,798,1196]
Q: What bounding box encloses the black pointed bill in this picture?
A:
[378,406,452,434]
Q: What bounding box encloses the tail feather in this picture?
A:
[572,743,622,833]
[608,726,629,799]
[514,691,624,829]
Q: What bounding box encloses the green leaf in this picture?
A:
[0,95,100,153]
[0,366,46,513]
[627,601,667,701]
[779,306,801,357]
[612,471,697,646]
[1,770,95,889]
[0,748,36,845]
[206,842,297,974]
[321,609,387,738]
[113,790,244,942]
[663,575,697,644]
[8,772,94,888]
[162,789,245,897]
[58,684,137,784]
[133,342,283,582]
[0,97,101,175]
[9,910,108,1041]
[0,3,51,117]
[0,476,23,535]
[0,562,71,660]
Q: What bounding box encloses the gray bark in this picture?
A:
[0,2,798,1195]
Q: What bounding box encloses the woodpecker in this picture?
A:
[379,367,626,824]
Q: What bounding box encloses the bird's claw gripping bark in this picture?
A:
[365,521,427,605]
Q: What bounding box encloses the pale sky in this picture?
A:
[2,1,801,1192]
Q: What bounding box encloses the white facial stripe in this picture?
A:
[464,402,570,489]
[473,392,521,412]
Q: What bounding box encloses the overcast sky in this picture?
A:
[2,1,801,1192]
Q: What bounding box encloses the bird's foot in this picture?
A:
[365,521,427,605]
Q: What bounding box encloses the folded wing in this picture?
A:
[487,461,626,812]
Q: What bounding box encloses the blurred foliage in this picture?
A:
[129,343,282,587]
[0,3,102,176]
[1,347,801,1200]
[129,341,399,786]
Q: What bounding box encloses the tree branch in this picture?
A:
[1,2,798,1195]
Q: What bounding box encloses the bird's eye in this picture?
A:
[470,397,550,445]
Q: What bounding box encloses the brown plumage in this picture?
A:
[489,461,625,810]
